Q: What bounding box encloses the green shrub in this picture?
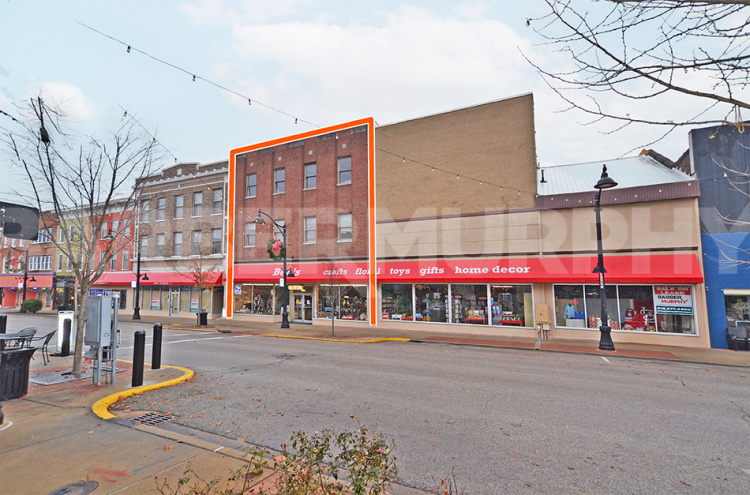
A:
[22,298,43,313]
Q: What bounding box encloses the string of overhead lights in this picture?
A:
[76,21,318,128]
[77,21,540,198]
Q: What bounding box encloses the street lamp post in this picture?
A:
[593,164,618,351]
[132,232,149,320]
[7,246,36,313]
[254,209,290,329]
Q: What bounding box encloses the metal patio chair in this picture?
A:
[30,329,57,365]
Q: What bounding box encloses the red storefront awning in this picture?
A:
[95,272,223,287]
[0,274,54,289]
[232,254,703,285]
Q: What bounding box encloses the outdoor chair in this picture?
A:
[9,327,37,348]
[30,330,56,365]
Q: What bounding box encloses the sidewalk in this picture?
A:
[155,314,750,368]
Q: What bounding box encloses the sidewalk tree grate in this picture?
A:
[131,412,175,426]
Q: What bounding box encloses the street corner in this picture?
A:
[93,363,195,420]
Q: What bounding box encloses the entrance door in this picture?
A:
[293,294,313,322]
[169,289,179,317]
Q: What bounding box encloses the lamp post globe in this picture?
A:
[593,165,618,351]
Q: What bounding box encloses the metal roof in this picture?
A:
[537,155,693,196]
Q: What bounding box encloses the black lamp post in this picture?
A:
[254,209,290,329]
[132,232,149,320]
[593,164,618,351]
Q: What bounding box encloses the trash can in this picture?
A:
[198,312,208,326]
[0,348,36,400]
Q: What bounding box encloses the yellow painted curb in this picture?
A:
[262,334,411,344]
[92,361,195,420]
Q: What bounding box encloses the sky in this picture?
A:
[0,0,720,200]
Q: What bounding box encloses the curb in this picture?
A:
[262,334,412,344]
[91,361,195,420]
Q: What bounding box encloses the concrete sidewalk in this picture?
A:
[157,315,750,368]
[0,356,286,495]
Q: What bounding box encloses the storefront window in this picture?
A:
[415,284,448,322]
[451,284,488,325]
[341,285,368,321]
[149,287,162,310]
[234,284,275,315]
[490,285,533,327]
[618,285,655,332]
[653,286,696,334]
[584,284,619,329]
[725,293,750,331]
[554,285,586,328]
[179,286,191,313]
[381,284,413,320]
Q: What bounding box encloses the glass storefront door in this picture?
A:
[294,293,313,322]
[169,289,179,317]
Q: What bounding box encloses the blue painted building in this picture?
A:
[689,124,750,349]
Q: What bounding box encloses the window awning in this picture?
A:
[232,254,703,285]
[95,271,223,287]
[0,274,55,289]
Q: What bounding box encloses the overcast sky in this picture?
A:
[0,0,707,200]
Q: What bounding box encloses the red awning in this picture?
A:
[95,271,223,287]
[232,254,703,285]
[0,274,54,289]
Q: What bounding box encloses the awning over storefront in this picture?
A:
[95,271,223,287]
[233,254,703,285]
[0,273,54,289]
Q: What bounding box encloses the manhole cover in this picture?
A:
[48,480,98,495]
[131,412,175,426]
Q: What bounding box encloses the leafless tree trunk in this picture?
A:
[3,96,158,375]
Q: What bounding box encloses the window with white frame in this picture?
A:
[57,254,64,271]
[101,221,109,239]
[110,253,117,270]
[173,232,183,256]
[212,228,222,254]
[274,168,285,194]
[213,189,222,215]
[156,233,165,256]
[141,235,148,257]
[245,223,256,247]
[112,219,119,233]
[304,163,317,189]
[304,216,317,243]
[174,195,184,218]
[338,213,353,241]
[157,198,166,221]
[33,228,53,243]
[192,230,201,255]
[122,249,130,270]
[193,192,203,216]
[141,200,150,222]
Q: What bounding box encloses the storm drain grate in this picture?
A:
[131,412,175,426]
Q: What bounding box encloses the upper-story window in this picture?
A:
[122,249,130,271]
[192,230,201,255]
[112,219,119,233]
[193,192,203,216]
[338,157,352,184]
[246,174,257,198]
[245,223,256,247]
[141,235,149,257]
[33,228,53,244]
[100,222,109,239]
[110,254,117,270]
[141,200,150,222]
[173,232,183,256]
[212,228,222,254]
[156,198,166,221]
[156,233,165,256]
[212,189,222,215]
[274,169,285,194]
[304,163,317,189]
[175,195,184,219]
[304,217,317,244]
[338,213,353,241]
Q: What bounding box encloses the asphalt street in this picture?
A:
[8,314,748,494]
[97,319,750,495]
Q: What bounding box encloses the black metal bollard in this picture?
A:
[61,319,72,357]
[152,323,162,370]
[132,330,145,387]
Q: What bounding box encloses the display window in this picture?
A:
[318,284,368,321]
[584,284,620,329]
[490,285,533,327]
[234,283,276,315]
[451,284,488,324]
[725,293,750,331]
[554,284,696,335]
[415,284,448,322]
[381,284,413,320]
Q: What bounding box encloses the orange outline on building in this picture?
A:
[225,117,377,325]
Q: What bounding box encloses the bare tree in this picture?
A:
[526,0,750,145]
[3,97,158,375]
